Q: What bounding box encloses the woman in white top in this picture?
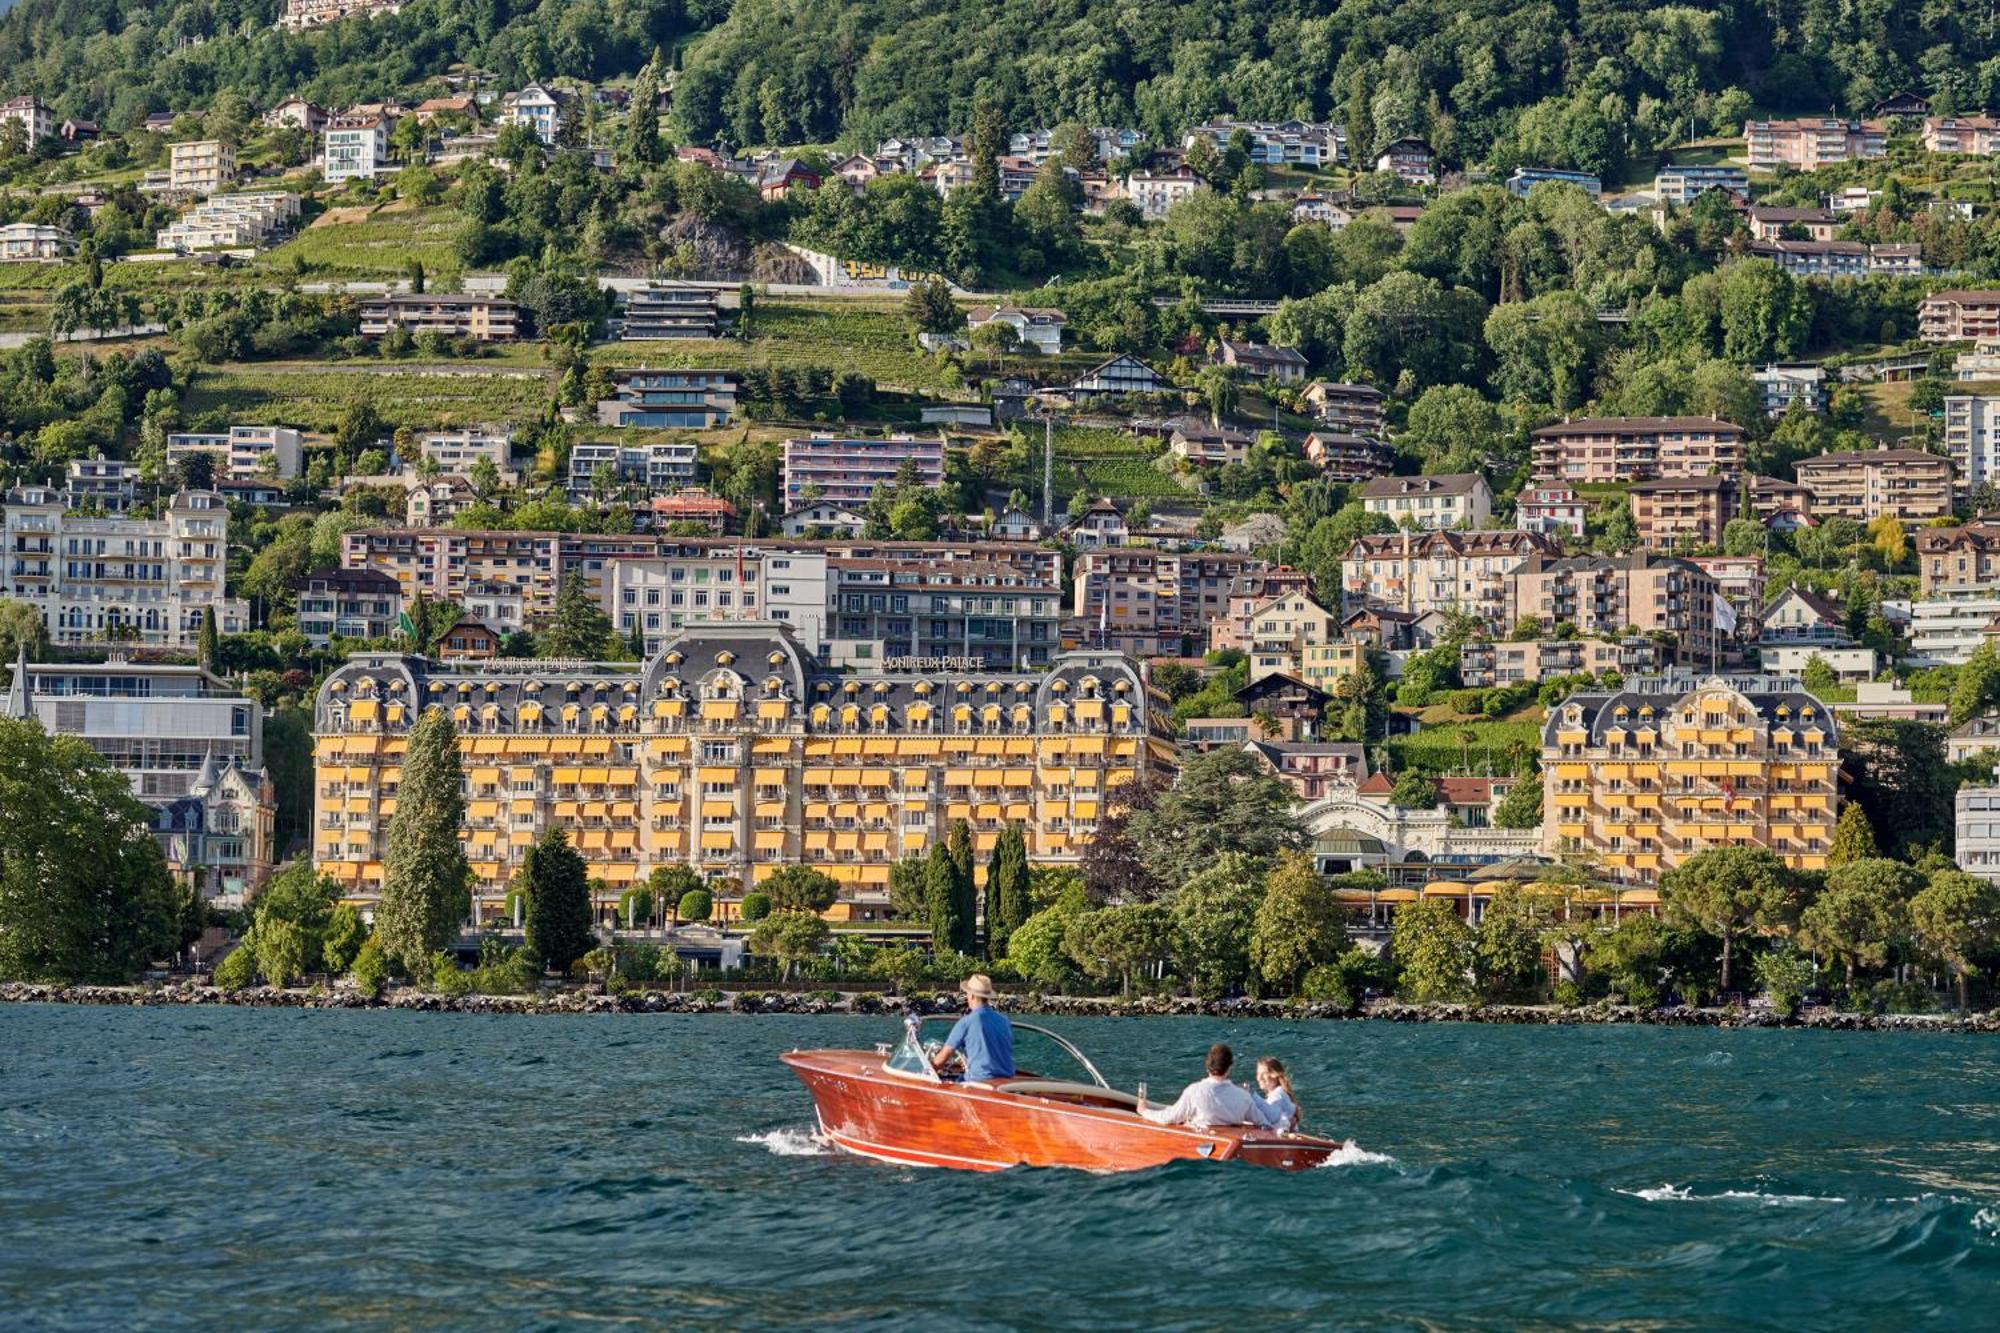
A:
[1255,1057,1300,1132]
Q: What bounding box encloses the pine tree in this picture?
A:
[375,707,471,975]
[946,818,978,954]
[196,605,218,672]
[523,826,593,975]
[1827,803,1880,867]
[540,574,611,659]
[923,843,960,954]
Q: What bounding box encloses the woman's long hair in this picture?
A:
[1258,1057,1300,1130]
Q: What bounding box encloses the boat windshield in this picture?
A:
[884,1015,941,1081]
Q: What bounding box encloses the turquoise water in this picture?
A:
[0,1007,1995,1329]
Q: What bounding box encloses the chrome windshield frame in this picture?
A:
[912,1014,1110,1090]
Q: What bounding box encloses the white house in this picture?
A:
[966,305,1066,355]
[779,502,868,537]
[323,113,394,182]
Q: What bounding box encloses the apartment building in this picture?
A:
[566,440,699,498]
[1907,590,2000,664]
[1744,118,1885,171]
[1506,552,1720,665]
[65,457,140,512]
[294,568,404,645]
[1214,339,1308,382]
[1955,772,2000,882]
[1207,567,1317,654]
[1072,549,1262,657]
[323,113,393,182]
[1515,485,1589,537]
[1654,163,1749,205]
[1924,115,2000,155]
[1748,238,1920,278]
[830,557,1062,668]
[3,656,274,903]
[1917,520,2000,595]
[782,434,944,510]
[1920,290,2000,342]
[1341,529,1554,625]
[358,294,522,341]
[1793,446,1953,522]
[620,284,721,339]
[1628,475,1737,549]
[279,0,404,28]
[155,190,301,251]
[1303,431,1394,483]
[0,222,73,262]
[1753,364,1827,417]
[604,547,830,655]
[1237,590,1340,682]
[1543,675,1840,885]
[418,427,512,477]
[1301,381,1388,436]
[1123,168,1203,220]
[1529,416,1747,484]
[502,83,570,144]
[0,96,54,146]
[165,425,304,480]
[1,486,248,647]
[1746,206,1837,242]
[168,140,236,195]
[1690,555,1767,636]
[310,626,1174,917]
[1746,473,1815,527]
[1943,394,2000,495]
[1184,119,1344,167]
[1359,473,1493,530]
[594,367,736,429]
[1459,636,1662,687]
[1506,166,1602,198]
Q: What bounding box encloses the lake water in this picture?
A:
[0,1006,1995,1329]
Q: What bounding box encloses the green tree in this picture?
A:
[1007,884,1088,989]
[1950,640,2000,725]
[923,842,963,954]
[903,279,961,336]
[1390,771,1441,808]
[647,864,703,922]
[740,891,773,923]
[1063,903,1175,997]
[678,888,713,924]
[1801,653,1837,696]
[1173,853,1269,997]
[0,717,178,982]
[1390,898,1476,1002]
[1248,850,1347,992]
[1907,868,2000,1010]
[197,606,219,672]
[1125,747,1305,886]
[1844,718,1956,858]
[1660,846,1799,992]
[1827,803,1881,868]
[1492,769,1544,829]
[375,708,470,976]
[946,819,977,953]
[749,910,831,980]
[1474,887,1554,998]
[539,574,612,659]
[0,599,49,667]
[523,826,593,976]
[762,865,841,914]
[888,852,930,923]
[253,917,309,989]
[323,903,366,974]
[624,55,665,165]
[986,825,1030,958]
[251,861,340,973]
[1799,858,1919,985]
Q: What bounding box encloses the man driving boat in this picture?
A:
[932,974,1016,1082]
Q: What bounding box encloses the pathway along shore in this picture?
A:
[3,982,1996,1031]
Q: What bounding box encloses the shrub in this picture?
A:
[622,943,665,984]
[1552,980,1582,1008]
[470,950,537,995]
[322,903,366,974]
[1752,944,1813,1019]
[678,888,713,924]
[351,937,388,999]
[1299,963,1355,1008]
[430,950,473,997]
[213,944,256,992]
[738,891,771,923]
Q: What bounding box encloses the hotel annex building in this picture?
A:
[313,623,1174,921]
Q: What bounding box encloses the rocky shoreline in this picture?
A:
[2,981,1995,1031]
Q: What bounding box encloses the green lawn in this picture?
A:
[183,361,554,431]
[1385,715,1544,776]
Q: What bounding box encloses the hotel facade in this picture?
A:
[1542,675,1839,885]
[311,623,1174,921]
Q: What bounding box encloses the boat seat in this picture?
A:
[991,1080,1141,1108]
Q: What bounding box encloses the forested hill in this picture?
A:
[7,0,2000,175]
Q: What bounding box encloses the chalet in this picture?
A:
[1070,353,1170,401]
[1303,431,1394,483]
[1169,419,1256,466]
[437,619,501,660]
[1759,585,1850,646]
[261,98,327,133]
[991,507,1044,542]
[758,158,823,200]
[59,119,99,143]
[1240,741,1368,801]
[638,489,737,535]
[833,154,882,190]
[1873,90,1932,119]
[1373,137,1436,186]
[1234,671,1331,725]
[1063,498,1130,549]
[1302,381,1387,435]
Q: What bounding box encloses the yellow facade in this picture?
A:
[312,623,1174,921]
[1540,677,1838,885]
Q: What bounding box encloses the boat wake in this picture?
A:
[1617,1183,1847,1205]
[737,1128,834,1157]
[1316,1141,1398,1168]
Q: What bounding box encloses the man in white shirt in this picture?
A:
[1138,1043,1278,1130]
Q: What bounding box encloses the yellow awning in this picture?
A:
[468,801,499,819]
[757,700,789,720]
[349,701,379,722]
[702,700,740,721]
[944,770,974,786]
[975,769,1004,786]
[581,738,612,756]
[754,830,786,850]
[752,738,790,756]
[701,801,735,818]
[580,768,611,785]
[700,831,734,851]
[864,738,897,755]
[755,801,786,818]
[1004,770,1032,787]
[901,738,941,756]
[860,769,892,786]
[1072,800,1099,819]
[976,803,1001,820]
[649,737,689,757]
[698,766,735,783]
[834,738,863,755]
[753,768,786,786]
[864,832,890,851]
[803,769,832,786]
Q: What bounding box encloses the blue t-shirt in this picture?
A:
[943,1006,1016,1082]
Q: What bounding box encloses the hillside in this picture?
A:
[4,0,2000,175]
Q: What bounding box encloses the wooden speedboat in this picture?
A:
[780,1016,1349,1172]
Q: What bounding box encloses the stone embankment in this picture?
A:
[3,981,1996,1031]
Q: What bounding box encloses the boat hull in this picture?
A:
[781,1049,1342,1173]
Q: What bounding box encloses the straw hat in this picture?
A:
[961,973,995,999]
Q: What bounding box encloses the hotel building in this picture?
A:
[1543,675,1839,885]
[310,624,1174,919]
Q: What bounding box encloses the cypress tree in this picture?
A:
[946,819,978,954]
[625,53,665,166]
[992,825,1031,957]
[197,605,218,672]
[523,826,593,975]
[375,707,471,975]
[923,842,960,954]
